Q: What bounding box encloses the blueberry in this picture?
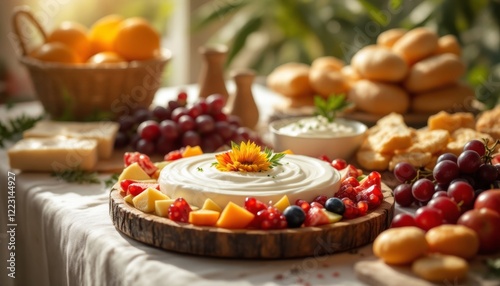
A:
[283,205,306,228]
[325,197,345,215]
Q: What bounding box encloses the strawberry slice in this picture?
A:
[359,171,382,189]
[304,207,343,226]
[340,164,362,181]
[124,152,158,176]
[356,184,383,209]
[128,182,160,196]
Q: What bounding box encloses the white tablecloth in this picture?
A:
[0,88,375,286]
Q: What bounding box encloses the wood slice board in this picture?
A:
[109,184,394,259]
[354,259,498,286]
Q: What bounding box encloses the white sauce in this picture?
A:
[278,116,356,138]
[159,153,340,208]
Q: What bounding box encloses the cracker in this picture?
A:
[366,126,414,153]
[356,150,391,171]
[389,151,432,171]
[428,111,475,133]
[446,128,494,155]
[405,129,450,154]
[476,105,500,141]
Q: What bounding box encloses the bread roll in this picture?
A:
[412,254,468,283]
[434,34,461,56]
[266,63,313,98]
[348,80,410,115]
[426,225,479,259]
[309,69,349,97]
[411,83,474,114]
[341,65,361,88]
[392,27,438,64]
[404,53,465,93]
[377,28,406,48]
[311,56,344,71]
[373,226,428,265]
[351,46,408,82]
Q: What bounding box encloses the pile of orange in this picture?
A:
[29,15,161,65]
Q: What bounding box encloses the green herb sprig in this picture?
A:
[264,147,286,169]
[313,94,351,123]
[51,169,100,184]
[0,114,45,148]
[104,173,119,188]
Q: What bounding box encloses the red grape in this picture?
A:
[206,94,226,113]
[177,115,196,132]
[182,130,201,147]
[432,190,448,199]
[118,115,135,132]
[437,152,458,163]
[137,120,160,141]
[159,120,179,139]
[187,105,203,118]
[200,133,224,152]
[135,139,155,156]
[412,178,435,202]
[447,180,475,208]
[133,108,151,123]
[393,162,417,183]
[457,150,481,174]
[394,183,414,207]
[215,121,234,140]
[155,136,177,155]
[427,196,461,223]
[391,213,417,228]
[171,107,189,122]
[463,139,486,156]
[196,115,216,134]
[415,206,443,231]
[476,164,498,185]
[152,106,170,121]
[433,160,459,185]
[114,132,130,148]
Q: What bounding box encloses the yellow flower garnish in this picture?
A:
[213,141,285,172]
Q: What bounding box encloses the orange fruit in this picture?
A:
[113,17,160,61]
[46,21,91,62]
[29,42,80,64]
[87,51,126,64]
[88,14,124,54]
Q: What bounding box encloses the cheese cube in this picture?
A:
[155,199,175,217]
[118,162,151,182]
[132,187,170,213]
[8,137,98,171]
[23,120,119,159]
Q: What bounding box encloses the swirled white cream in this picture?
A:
[278,116,356,138]
[159,154,340,208]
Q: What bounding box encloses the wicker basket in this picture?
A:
[12,6,171,120]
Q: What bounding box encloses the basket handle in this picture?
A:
[11,6,47,56]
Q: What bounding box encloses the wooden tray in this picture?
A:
[109,184,394,259]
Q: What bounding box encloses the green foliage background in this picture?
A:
[194,0,500,109]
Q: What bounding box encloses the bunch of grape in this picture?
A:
[114,92,264,156]
[392,139,500,230]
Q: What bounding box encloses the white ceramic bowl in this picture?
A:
[269,117,368,160]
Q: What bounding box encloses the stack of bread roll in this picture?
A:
[267,27,474,115]
[266,57,350,108]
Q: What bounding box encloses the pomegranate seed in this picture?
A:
[295,199,311,213]
[168,198,192,222]
[312,195,328,206]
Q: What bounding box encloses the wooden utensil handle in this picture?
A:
[11,5,47,56]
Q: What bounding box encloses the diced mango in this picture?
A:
[273,195,290,213]
[155,199,176,217]
[182,145,203,158]
[215,202,254,229]
[118,162,151,182]
[132,187,169,213]
[124,194,134,205]
[201,198,222,213]
[189,209,220,226]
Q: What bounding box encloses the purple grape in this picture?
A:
[393,162,417,183]
[437,153,458,164]
[463,139,486,156]
[182,130,201,147]
[196,115,215,134]
[457,150,482,174]
[159,120,179,139]
[433,160,459,185]
[118,115,135,132]
[177,115,196,132]
[136,139,155,156]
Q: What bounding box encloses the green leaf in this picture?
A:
[313,94,351,123]
[226,16,263,66]
[192,0,249,32]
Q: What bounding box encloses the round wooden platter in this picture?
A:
[109,184,394,259]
